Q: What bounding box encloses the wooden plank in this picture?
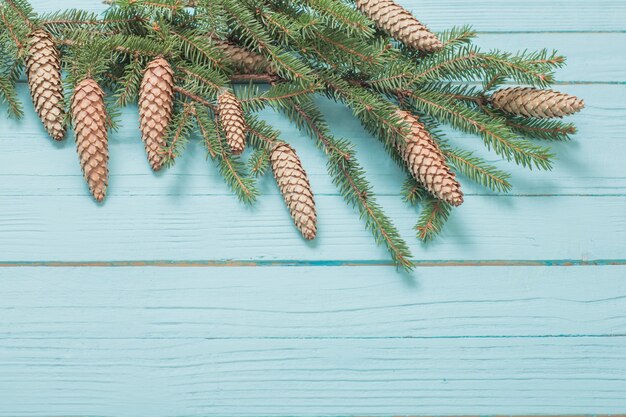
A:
[0,335,624,415]
[0,193,624,262]
[402,0,626,32]
[27,0,626,32]
[0,84,623,199]
[1,266,625,338]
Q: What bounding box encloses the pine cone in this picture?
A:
[270,143,317,240]
[71,78,108,202]
[25,29,66,141]
[355,0,443,52]
[218,89,247,155]
[215,40,274,74]
[397,110,463,206]
[139,57,174,171]
[491,87,585,119]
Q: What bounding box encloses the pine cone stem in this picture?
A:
[355,0,443,52]
[26,29,66,141]
[218,89,247,155]
[397,110,464,206]
[270,143,317,240]
[71,78,109,202]
[490,87,585,119]
[139,57,175,171]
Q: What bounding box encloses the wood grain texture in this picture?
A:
[0,267,625,416]
[1,194,625,262]
[0,337,625,415]
[0,1,625,416]
[2,266,625,338]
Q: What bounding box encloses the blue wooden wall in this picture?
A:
[0,1,625,415]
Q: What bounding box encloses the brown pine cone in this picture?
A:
[355,0,443,52]
[217,89,247,155]
[270,143,317,240]
[71,78,108,202]
[397,110,463,206]
[215,40,274,74]
[139,57,174,171]
[491,87,585,119]
[25,29,66,141]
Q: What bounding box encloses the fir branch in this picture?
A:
[113,56,146,106]
[218,0,314,82]
[298,0,375,38]
[442,146,512,193]
[246,115,280,149]
[194,105,258,203]
[416,196,452,242]
[288,100,414,270]
[248,147,271,177]
[0,74,23,118]
[4,0,36,32]
[402,178,452,242]
[406,88,554,170]
[161,101,195,165]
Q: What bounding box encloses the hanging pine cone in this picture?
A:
[217,89,247,155]
[25,29,66,141]
[270,143,317,240]
[355,0,443,52]
[71,78,108,202]
[215,40,274,74]
[397,110,463,206]
[138,57,174,171]
[490,87,585,119]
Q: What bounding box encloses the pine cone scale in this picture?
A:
[139,57,175,171]
[491,87,585,119]
[355,0,443,52]
[26,30,66,141]
[397,110,463,206]
[215,40,274,74]
[270,143,317,240]
[71,78,109,202]
[218,90,247,155]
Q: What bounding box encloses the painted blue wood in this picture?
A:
[0,266,625,416]
[2,266,625,338]
[0,1,625,417]
[1,194,625,262]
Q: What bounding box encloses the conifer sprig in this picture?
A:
[0,0,585,269]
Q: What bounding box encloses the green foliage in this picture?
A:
[402,178,452,242]
[0,0,583,269]
[195,105,259,203]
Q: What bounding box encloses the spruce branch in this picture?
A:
[405,88,554,170]
[0,0,586,268]
[402,178,452,242]
[0,74,23,117]
[194,104,258,203]
[287,100,414,270]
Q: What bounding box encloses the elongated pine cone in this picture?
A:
[71,78,108,202]
[397,110,463,206]
[355,0,443,52]
[25,29,66,141]
[215,40,274,74]
[218,89,247,155]
[491,87,585,119]
[270,143,317,240]
[139,57,174,171]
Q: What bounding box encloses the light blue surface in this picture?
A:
[0,1,625,416]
